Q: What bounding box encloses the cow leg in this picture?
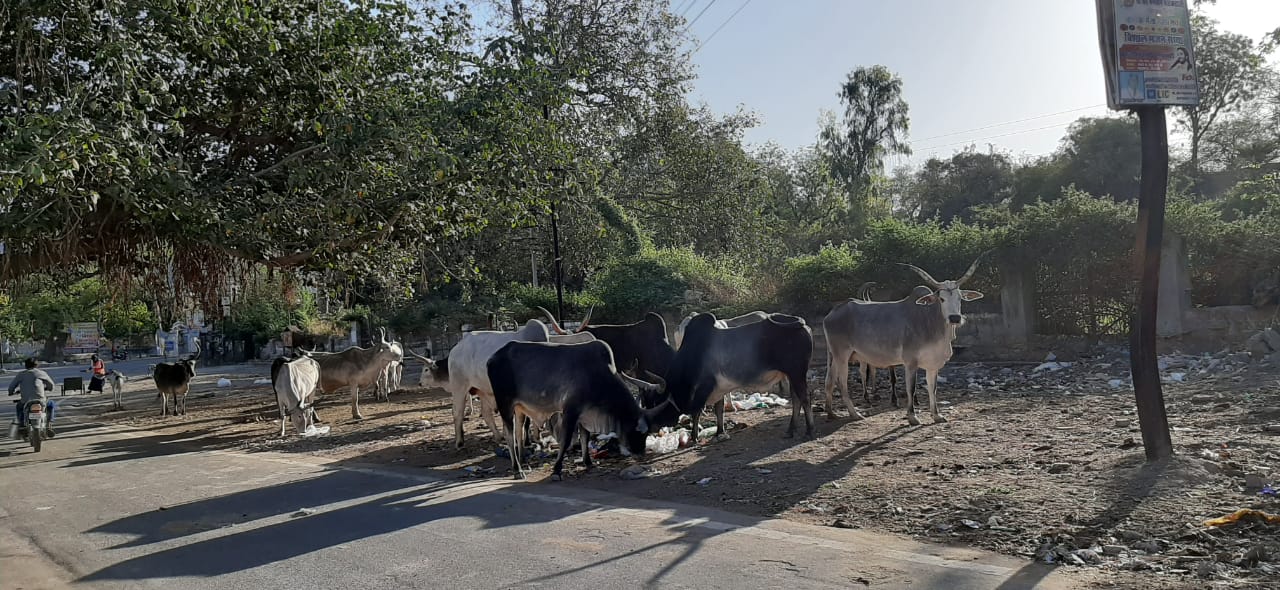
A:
[452,388,467,449]
[712,399,729,441]
[551,408,581,482]
[478,393,506,446]
[904,362,921,426]
[789,369,815,439]
[279,400,288,437]
[926,369,945,423]
[822,348,840,420]
[889,366,901,408]
[178,392,186,415]
[860,363,873,405]
[497,402,522,479]
[350,384,364,420]
[579,425,593,470]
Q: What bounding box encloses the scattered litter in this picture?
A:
[1262,484,1277,497]
[1033,362,1072,373]
[1203,509,1280,527]
[696,477,713,486]
[1165,372,1187,383]
[301,424,330,437]
[960,519,981,529]
[1045,352,1057,361]
[462,466,495,477]
[755,468,773,475]
[646,428,689,454]
[831,519,856,529]
[1109,379,1125,389]
[727,391,789,411]
[217,378,232,387]
[619,464,652,480]
[253,378,272,385]
[292,507,317,517]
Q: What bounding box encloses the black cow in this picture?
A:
[653,313,815,441]
[153,340,200,416]
[538,307,674,381]
[486,340,679,481]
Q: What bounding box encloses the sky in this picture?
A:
[679,0,1280,168]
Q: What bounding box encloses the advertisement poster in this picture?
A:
[1114,0,1199,106]
[66,322,100,349]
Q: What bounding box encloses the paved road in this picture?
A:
[0,405,1073,589]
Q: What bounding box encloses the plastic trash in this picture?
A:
[217,378,232,387]
[1168,372,1187,382]
[647,429,685,454]
[1108,379,1125,389]
[697,426,718,440]
[1203,509,1280,527]
[292,507,317,517]
[696,477,713,486]
[301,424,330,437]
[253,378,272,385]
[1260,484,1276,497]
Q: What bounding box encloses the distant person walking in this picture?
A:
[87,353,107,394]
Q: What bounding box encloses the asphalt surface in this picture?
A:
[0,387,1074,589]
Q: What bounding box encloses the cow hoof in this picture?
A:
[783,430,796,439]
[907,414,921,426]
[714,432,731,442]
[550,473,563,482]
[933,415,948,424]
[849,410,866,421]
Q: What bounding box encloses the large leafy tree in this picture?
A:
[819,66,912,207]
[0,0,576,302]
[905,148,1015,223]
[1176,15,1275,184]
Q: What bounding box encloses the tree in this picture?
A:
[1,0,578,301]
[1056,117,1143,201]
[904,147,1015,223]
[819,66,912,208]
[1176,15,1275,184]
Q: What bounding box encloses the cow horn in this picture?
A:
[576,305,594,333]
[856,281,877,301]
[898,263,942,289]
[956,250,992,287]
[534,306,568,335]
[407,348,432,363]
[620,373,661,394]
[641,369,667,392]
[189,338,201,360]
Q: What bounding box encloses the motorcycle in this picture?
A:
[8,400,48,452]
[112,350,128,361]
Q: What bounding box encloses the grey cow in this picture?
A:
[312,328,401,420]
[823,255,986,425]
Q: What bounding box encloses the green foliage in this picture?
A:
[904,147,1015,223]
[820,66,912,202]
[506,284,604,319]
[778,244,862,312]
[587,247,748,321]
[101,300,153,340]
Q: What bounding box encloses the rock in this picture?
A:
[1103,545,1127,556]
[1264,328,1280,352]
[1115,419,1132,428]
[1132,539,1163,554]
[1264,424,1280,433]
[831,519,856,529]
[1245,473,1267,491]
[1116,529,1144,541]
[619,464,652,480]
[1241,544,1269,566]
[987,516,1002,527]
[1247,332,1271,359]
[1190,394,1215,403]
[961,519,981,529]
[1073,549,1102,565]
[1048,463,1071,474]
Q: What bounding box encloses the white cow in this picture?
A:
[274,355,322,436]
[418,320,551,448]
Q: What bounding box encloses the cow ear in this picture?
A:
[915,292,938,305]
[637,416,649,434]
[960,290,985,302]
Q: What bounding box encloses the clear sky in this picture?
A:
[680,0,1280,167]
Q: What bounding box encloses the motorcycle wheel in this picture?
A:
[29,425,41,453]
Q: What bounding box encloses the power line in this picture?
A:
[914,120,1084,153]
[685,0,718,30]
[674,0,695,17]
[911,104,1108,144]
[693,0,751,53]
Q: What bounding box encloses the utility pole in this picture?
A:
[550,201,565,322]
[1096,0,1196,461]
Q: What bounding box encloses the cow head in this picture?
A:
[674,313,698,349]
[535,306,593,335]
[620,399,681,457]
[899,253,988,326]
[409,349,447,389]
[183,339,201,376]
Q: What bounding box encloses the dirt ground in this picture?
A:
[91,357,1280,589]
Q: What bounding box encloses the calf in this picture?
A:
[487,340,679,480]
[656,313,814,442]
[376,340,406,401]
[153,340,200,416]
[108,370,127,411]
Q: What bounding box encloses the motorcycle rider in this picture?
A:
[8,358,56,438]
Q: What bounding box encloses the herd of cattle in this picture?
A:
[147,257,987,481]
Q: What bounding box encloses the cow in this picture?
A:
[538,306,674,381]
[486,339,679,481]
[272,354,322,436]
[419,319,552,448]
[310,328,401,420]
[375,339,406,401]
[153,340,200,416]
[107,370,127,411]
[823,255,986,426]
[673,311,769,349]
[833,283,904,408]
[653,313,814,442]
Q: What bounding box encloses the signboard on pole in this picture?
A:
[66,322,100,349]
[1097,0,1200,109]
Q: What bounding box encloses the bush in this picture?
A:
[778,244,861,313]
[587,247,749,321]
[506,284,604,322]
